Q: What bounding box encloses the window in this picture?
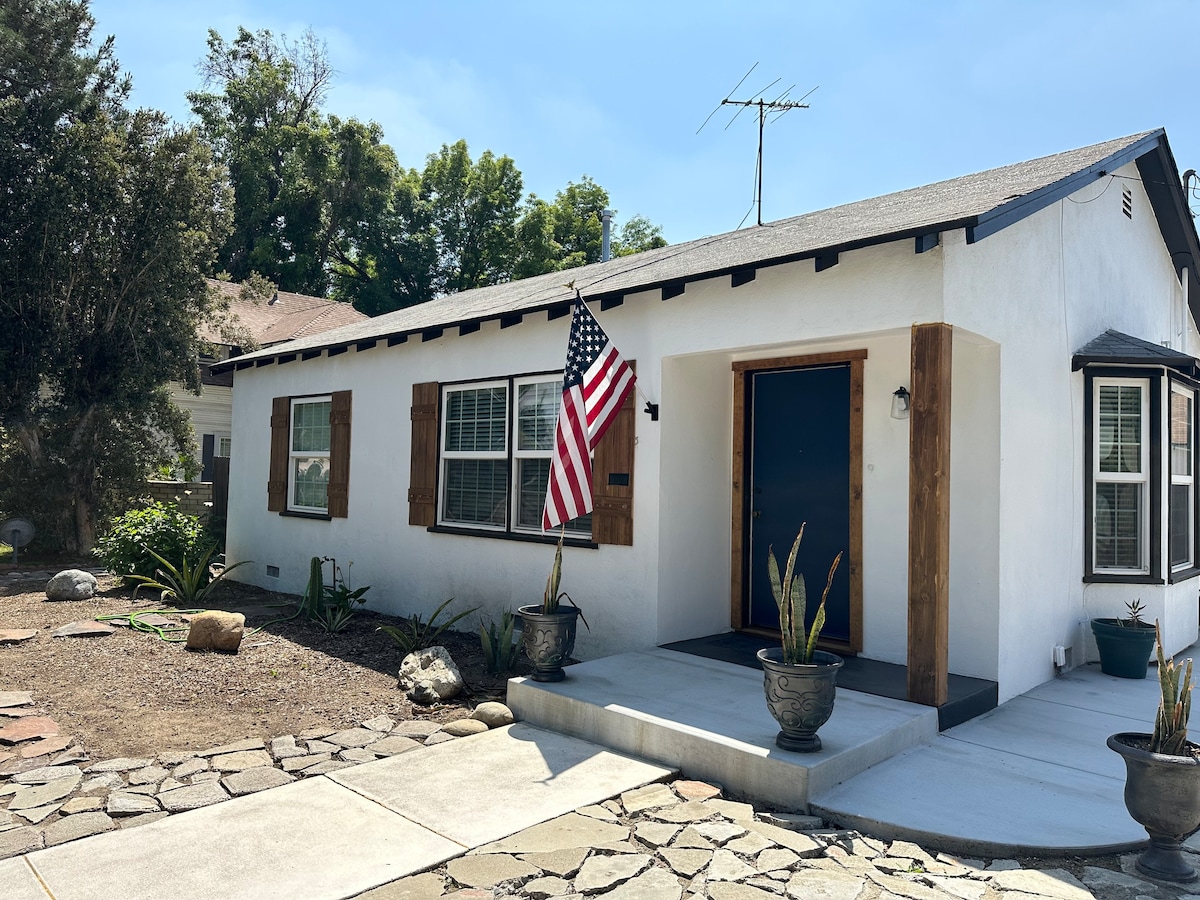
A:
[217,435,232,457]
[1170,383,1195,570]
[290,396,332,513]
[1093,379,1149,573]
[1084,368,1200,582]
[268,391,351,518]
[438,376,591,536]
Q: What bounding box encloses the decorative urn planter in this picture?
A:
[757,647,843,752]
[517,605,581,682]
[1092,619,1157,679]
[1108,732,1200,882]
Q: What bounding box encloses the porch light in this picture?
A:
[891,386,911,419]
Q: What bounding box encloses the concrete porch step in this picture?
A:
[507,648,938,810]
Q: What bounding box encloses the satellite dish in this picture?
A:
[0,518,35,565]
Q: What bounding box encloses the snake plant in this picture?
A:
[1150,620,1194,755]
[767,523,843,666]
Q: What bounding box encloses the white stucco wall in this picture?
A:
[225,158,1198,703]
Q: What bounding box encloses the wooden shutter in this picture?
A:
[409,382,439,526]
[592,361,636,545]
[267,396,289,512]
[327,390,352,518]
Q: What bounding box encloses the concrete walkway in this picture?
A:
[3,723,674,900]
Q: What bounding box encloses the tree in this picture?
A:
[0,0,233,551]
[190,27,397,298]
[612,214,667,257]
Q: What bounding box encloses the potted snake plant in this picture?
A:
[517,530,587,682]
[756,522,844,752]
[1107,622,1200,882]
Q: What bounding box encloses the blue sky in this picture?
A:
[90,0,1200,244]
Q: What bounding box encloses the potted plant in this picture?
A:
[518,531,587,682]
[756,523,844,752]
[1092,600,1157,679]
[1107,622,1199,882]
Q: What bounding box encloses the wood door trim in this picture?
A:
[730,350,866,652]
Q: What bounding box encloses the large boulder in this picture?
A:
[185,611,245,653]
[45,569,98,602]
[398,646,463,704]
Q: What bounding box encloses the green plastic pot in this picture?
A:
[1091,618,1157,679]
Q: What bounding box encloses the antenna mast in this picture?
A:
[699,65,816,228]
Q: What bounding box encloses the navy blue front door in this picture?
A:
[747,365,851,642]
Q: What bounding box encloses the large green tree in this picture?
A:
[190,27,397,298]
[0,0,233,551]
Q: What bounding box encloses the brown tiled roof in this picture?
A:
[202,279,368,347]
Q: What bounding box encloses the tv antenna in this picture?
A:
[698,64,817,227]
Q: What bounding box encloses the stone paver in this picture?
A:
[209,749,274,772]
[446,854,540,888]
[0,692,33,708]
[157,781,229,812]
[220,766,296,796]
[327,727,386,748]
[0,716,59,744]
[50,621,116,638]
[41,811,115,847]
[367,735,421,756]
[0,630,36,644]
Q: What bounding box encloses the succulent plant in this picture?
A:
[768,522,842,666]
[1150,620,1194,756]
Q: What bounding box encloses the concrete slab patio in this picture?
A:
[13,724,676,900]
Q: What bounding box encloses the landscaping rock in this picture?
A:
[0,716,59,744]
[42,811,115,846]
[399,646,464,703]
[221,766,296,796]
[185,610,245,652]
[45,569,98,601]
[157,781,229,812]
[441,718,489,737]
[0,629,36,644]
[51,621,115,638]
[0,825,43,859]
[471,702,514,728]
[106,792,161,816]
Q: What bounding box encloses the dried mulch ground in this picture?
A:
[0,568,524,761]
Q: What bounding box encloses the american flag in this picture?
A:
[543,293,636,531]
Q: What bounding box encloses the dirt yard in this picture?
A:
[0,570,522,761]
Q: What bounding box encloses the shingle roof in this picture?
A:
[216,129,1198,373]
[1072,329,1199,374]
[202,279,367,347]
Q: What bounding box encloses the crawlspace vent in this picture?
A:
[1122,187,1133,219]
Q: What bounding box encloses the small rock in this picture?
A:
[107,792,161,816]
[361,715,396,733]
[0,826,43,860]
[157,781,229,812]
[399,646,464,703]
[441,719,489,737]
[51,621,115,638]
[0,629,36,644]
[674,780,723,802]
[366,735,421,757]
[471,702,514,728]
[42,811,116,846]
[221,766,297,796]
[210,749,274,772]
[59,796,104,815]
[339,747,377,763]
[45,569,98,601]
[185,610,245,652]
[425,732,456,746]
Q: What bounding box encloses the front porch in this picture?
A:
[507,642,1186,857]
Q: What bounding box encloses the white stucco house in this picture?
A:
[215,129,1200,712]
[172,279,366,480]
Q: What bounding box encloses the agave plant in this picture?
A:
[378,597,479,655]
[129,544,251,606]
[479,611,521,673]
[1150,620,1194,756]
[767,523,843,666]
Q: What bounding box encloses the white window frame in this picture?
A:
[1092,377,1150,575]
[1169,381,1196,572]
[288,395,332,515]
[437,375,592,537]
[439,380,510,531]
[217,434,232,458]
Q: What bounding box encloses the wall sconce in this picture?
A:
[891,386,911,419]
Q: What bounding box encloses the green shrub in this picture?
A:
[94,502,204,581]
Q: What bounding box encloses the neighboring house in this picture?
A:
[214,129,1200,709]
[172,279,367,480]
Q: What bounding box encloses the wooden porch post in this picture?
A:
[907,322,952,706]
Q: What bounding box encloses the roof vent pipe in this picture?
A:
[601,209,614,262]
